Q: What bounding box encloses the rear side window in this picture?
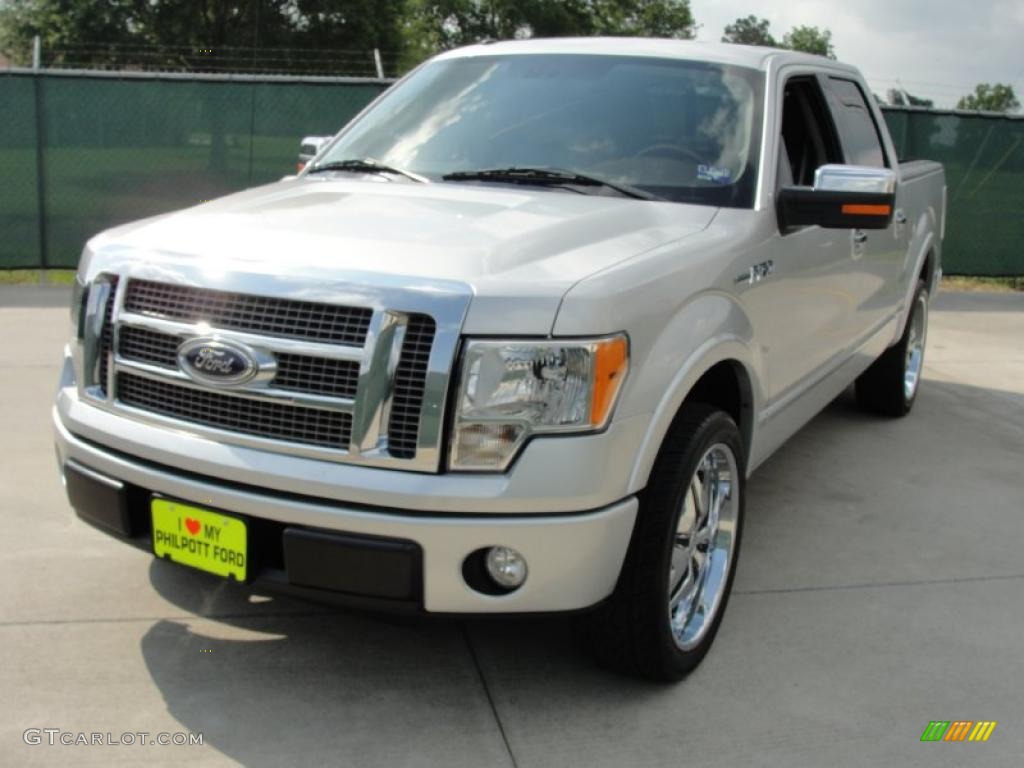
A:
[827,78,887,168]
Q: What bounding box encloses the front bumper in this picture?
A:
[54,407,637,614]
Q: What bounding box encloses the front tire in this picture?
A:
[578,404,745,681]
[856,279,929,417]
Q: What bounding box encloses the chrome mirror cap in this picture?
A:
[814,164,897,195]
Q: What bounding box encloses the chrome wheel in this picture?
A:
[668,443,740,651]
[903,292,928,401]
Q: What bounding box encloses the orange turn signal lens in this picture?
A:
[841,203,891,216]
[590,336,629,426]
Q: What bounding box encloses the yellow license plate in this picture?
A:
[151,498,247,581]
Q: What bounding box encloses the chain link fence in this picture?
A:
[0,70,1021,274]
[39,43,403,78]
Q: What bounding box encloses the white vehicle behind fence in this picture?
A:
[296,135,330,174]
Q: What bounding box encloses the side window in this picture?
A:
[827,78,887,168]
[779,77,843,187]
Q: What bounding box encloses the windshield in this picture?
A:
[315,53,764,208]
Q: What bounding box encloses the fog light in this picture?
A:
[485,546,528,589]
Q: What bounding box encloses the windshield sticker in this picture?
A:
[697,164,733,185]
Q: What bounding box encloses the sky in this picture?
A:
[690,0,1024,108]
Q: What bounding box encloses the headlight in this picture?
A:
[449,335,628,471]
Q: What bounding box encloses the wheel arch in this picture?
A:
[918,248,937,292]
[628,342,758,494]
[893,220,941,345]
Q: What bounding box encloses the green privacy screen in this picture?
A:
[884,106,1024,276]
[0,72,386,269]
[0,76,42,267]
[1,72,1022,275]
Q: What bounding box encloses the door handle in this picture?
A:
[852,230,868,244]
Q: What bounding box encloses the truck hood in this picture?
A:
[89,177,716,334]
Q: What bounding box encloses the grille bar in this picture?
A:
[117,325,361,400]
[97,276,119,396]
[117,373,352,449]
[124,279,372,347]
[387,314,436,459]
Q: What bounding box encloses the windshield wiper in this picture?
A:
[441,167,659,201]
[306,158,428,184]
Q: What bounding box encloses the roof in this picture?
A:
[436,38,852,73]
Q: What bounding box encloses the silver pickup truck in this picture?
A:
[54,39,945,680]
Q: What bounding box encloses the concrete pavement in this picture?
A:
[2,285,1022,767]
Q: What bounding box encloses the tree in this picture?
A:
[956,83,1020,113]
[721,15,775,47]
[404,0,694,56]
[0,0,409,68]
[0,0,139,62]
[1,0,698,70]
[781,25,834,59]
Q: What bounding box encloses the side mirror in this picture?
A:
[296,135,332,173]
[777,164,897,230]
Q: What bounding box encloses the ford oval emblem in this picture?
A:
[178,338,259,387]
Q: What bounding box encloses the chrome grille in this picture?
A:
[387,315,436,459]
[124,279,372,346]
[83,271,467,472]
[117,373,352,449]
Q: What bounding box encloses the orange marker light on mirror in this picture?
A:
[841,203,891,216]
[591,336,629,426]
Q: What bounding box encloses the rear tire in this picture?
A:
[577,404,745,681]
[855,280,928,417]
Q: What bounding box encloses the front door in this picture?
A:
[743,75,857,405]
